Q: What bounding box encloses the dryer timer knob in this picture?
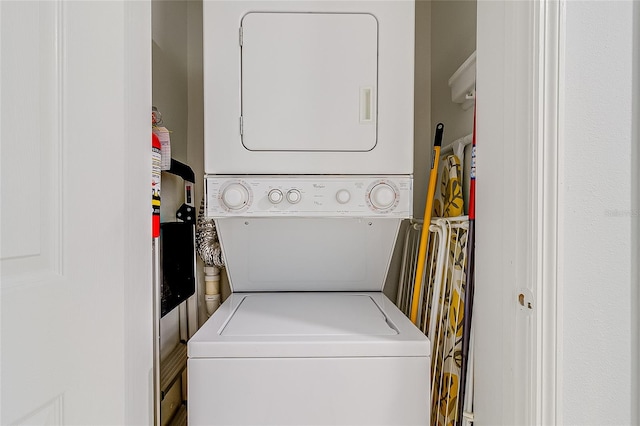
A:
[369,183,397,210]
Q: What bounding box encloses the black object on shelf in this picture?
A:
[169,158,195,183]
[160,222,196,317]
[160,158,197,317]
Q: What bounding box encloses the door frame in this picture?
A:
[127,0,568,423]
[122,0,154,424]
[537,1,562,423]
[475,0,561,424]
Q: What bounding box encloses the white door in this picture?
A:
[1,1,152,424]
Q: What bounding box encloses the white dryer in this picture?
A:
[202,0,415,175]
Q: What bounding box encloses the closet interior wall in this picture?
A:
[153,0,212,319]
[412,0,476,225]
[388,0,476,299]
[152,0,208,424]
[390,0,476,300]
[383,0,432,299]
[429,0,476,211]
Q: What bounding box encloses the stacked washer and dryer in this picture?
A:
[188,1,430,425]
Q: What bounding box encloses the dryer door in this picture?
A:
[240,12,378,152]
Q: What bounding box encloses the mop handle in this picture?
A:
[410,123,444,325]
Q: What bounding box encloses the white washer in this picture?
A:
[189,292,429,425]
[189,176,430,425]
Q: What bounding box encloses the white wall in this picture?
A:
[429,0,476,214]
[413,0,478,219]
[476,1,639,424]
[560,1,638,424]
[152,0,207,323]
[152,0,189,163]
[184,0,215,325]
[152,1,197,422]
[430,0,476,147]
[633,3,640,422]
[413,0,432,220]
[383,0,432,299]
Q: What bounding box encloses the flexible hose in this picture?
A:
[195,197,224,268]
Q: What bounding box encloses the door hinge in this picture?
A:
[239,27,243,46]
[239,116,243,136]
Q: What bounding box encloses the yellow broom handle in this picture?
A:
[410,123,444,325]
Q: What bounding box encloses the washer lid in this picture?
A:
[188,292,430,358]
[221,293,397,337]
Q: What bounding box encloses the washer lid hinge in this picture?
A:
[239,27,243,46]
[239,116,243,136]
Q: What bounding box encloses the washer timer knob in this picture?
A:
[221,182,250,210]
[286,189,301,204]
[336,189,351,204]
[369,183,397,210]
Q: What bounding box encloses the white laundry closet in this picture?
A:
[150,1,639,425]
[0,1,636,425]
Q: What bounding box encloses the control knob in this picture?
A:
[286,189,301,204]
[221,182,250,211]
[336,189,351,204]
[368,183,397,210]
[268,189,283,204]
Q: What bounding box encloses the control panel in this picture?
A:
[205,176,413,218]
